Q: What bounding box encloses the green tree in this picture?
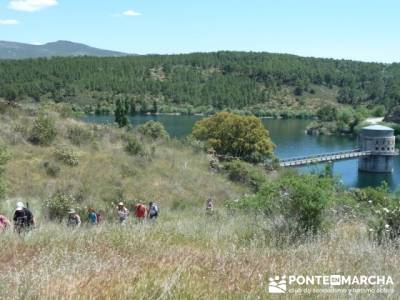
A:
[4,86,17,102]
[192,112,275,163]
[115,99,129,128]
[317,104,338,122]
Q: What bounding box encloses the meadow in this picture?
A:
[0,102,399,299]
[1,213,399,299]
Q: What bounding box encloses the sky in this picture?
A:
[0,0,399,62]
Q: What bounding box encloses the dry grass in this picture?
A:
[0,106,247,218]
[0,105,399,299]
[0,215,399,299]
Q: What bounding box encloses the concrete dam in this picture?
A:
[279,125,399,173]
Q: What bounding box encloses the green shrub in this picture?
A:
[223,160,267,191]
[317,104,338,122]
[137,121,169,140]
[124,135,144,156]
[43,161,61,177]
[67,125,92,146]
[231,173,334,236]
[44,192,75,221]
[351,184,400,244]
[367,201,400,245]
[54,145,79,166]
[30,113,57,145]
[372,105,386,117]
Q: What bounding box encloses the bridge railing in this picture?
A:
[279,148,364,163]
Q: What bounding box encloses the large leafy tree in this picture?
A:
[192,112,274,162]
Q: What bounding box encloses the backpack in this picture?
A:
[24,208,34,226]
[68,215,80,226]
[96,212,102,223]
[14,209,28,226]
[149,204,158,217]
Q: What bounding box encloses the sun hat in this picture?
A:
[68,209,76,214]
[118,202,124,206]
[16,201,24,208]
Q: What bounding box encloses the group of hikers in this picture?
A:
[0,198,214,233]
[66,201,159,227]
[0,201,160,233]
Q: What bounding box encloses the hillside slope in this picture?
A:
[0,52,399,116]
[0,40,128,59]
[0,103,399,299]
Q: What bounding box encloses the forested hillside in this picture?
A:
[1,52,399,116]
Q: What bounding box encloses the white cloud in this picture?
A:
[122,10,141,17]
[0,19,19,25]
[9,0,58,12]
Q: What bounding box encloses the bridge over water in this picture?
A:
[279,149,372,168]
[278,125,399,173]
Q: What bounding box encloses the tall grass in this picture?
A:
[0,211,399,299]
[0,104,399,299]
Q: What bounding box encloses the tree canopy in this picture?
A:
[0,52,399,115]
[192,112,274,162]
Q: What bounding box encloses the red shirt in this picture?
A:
[135,204,147,218]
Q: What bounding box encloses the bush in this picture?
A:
[124,135,144,156]
[30,113,57,145]
[223,160,267,191]
[192,112,275,163]
[317,104,338,122]
[54,145,79,166]
[67,125,92,146]
[137,121,169,140]
[43,161,61,177]
[230,173,335,236]
[372,105,386,117]
[44,192,75,221]
[351,184,400,245]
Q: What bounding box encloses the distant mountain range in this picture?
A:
[0,40,130,59]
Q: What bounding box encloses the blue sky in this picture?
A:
[0,0,399,62]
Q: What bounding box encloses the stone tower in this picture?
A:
[358,125,398,173]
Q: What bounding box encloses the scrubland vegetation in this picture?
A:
[1,102,400,299]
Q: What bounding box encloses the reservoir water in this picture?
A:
[83,115,400,190]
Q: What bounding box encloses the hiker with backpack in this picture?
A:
[0,214,11,232]
[148,202,159,221]
[67,209,81,227]
[13,202,35,234]
[87,207,98,225]
[134,203,148,223]
[117,202,129,225]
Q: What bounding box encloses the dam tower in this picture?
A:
[358,125,398,173]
